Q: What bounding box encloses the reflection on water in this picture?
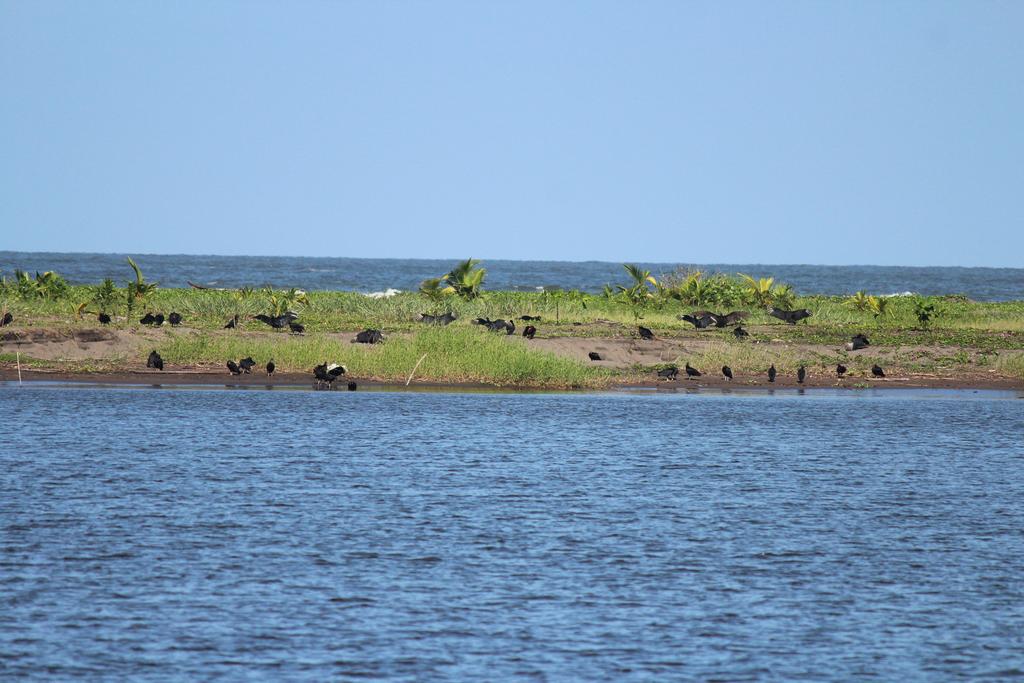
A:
[2,386,1023,680]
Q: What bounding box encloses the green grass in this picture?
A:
[158,327,609,388]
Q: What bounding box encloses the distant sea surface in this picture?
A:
[2,251,1022,301]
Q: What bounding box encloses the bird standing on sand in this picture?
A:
[657,366,679,380]
[98,313,111,325]
[147,350,164,370]
[768,365,777,383]
[238,357,256,374]
[638,326,654,340]
[588,352,602,361]
[347,381,357,391]
[685,363,701,379]
[227,360,242,375]
[798,366,806,384]
[733,326,749,339]
[722,366,733,381]
[872,364,886,378]
[523,325,536,339]
[837,364,847,378]
[266,360,275,377]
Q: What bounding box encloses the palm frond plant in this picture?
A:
[738,273,775,307]
[444,258,487,299]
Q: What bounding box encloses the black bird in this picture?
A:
[680,313,714,329]
[289,322,305,334]
[420,312,456,325]
[657,366,679,380]
[733,326,749,339]
[520,315,541,321]
[768,364,777,383]
[837,364,847,378]
[722,365,733,381]
[685,363,701,379]
[638,326,654,340]
[588,352,602,361]
[707,311,750,328]
[474,317,492,325]
[0,312,11,327]
[140,313,157,325]
[254,312,297,330]
[797,365,806,384]
[872,364,886,378]
[238,357,256,374]
[313,363,331,388]
[153,313,165,327]
[224,315,239,329]
[347,381,357,391]
[353,329,384,344]
[146,350,163,370]
[769,307,813,325]
[168,312,182,326]
[312,362,346,389]
[847,333,870,351]
[98,312,111,325]
[523,325,537,339]
[266,360,275,377]
[482,319,514,335]
[227,360,242,376]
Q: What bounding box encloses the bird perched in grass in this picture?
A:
[679,313,714,330]
[588,352,602,361]
[797,366,806,384]
[769,307,812,325]
[768,365,777,383]
[685,363,701,379]
[872,364,886,377]
[523,325,537,339]
[266,360,275,377]
[847,334,870,351]
[353,329,384,344]
[638,326,654,340]
[168,312,182,326]
[733,326,749,339]
[289,322,305,334]
[254,312,297,330]
[153,313,164,327]
[722,366,733,381]
[146,350,164,370]
[0,312,12,327]
[657,365,678,380]
[238,357,256,374]
[224,315,239,329]
[140,313,156,325]
[837,364,847,378]
[227,360,242,375]
[520,315,541,321]
[98,313,111,325]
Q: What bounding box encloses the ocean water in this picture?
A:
[2,385,1023,680]
[2,251,1022,301]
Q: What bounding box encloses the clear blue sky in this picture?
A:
[1,1,1021,266]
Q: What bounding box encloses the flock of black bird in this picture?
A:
[129,303,885,386]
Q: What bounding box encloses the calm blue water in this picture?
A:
[3,251,1023,300]
[2,385,1023,680]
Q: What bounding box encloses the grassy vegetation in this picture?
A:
[157,327,608,388]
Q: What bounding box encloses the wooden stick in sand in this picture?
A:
[406,353,428,386]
